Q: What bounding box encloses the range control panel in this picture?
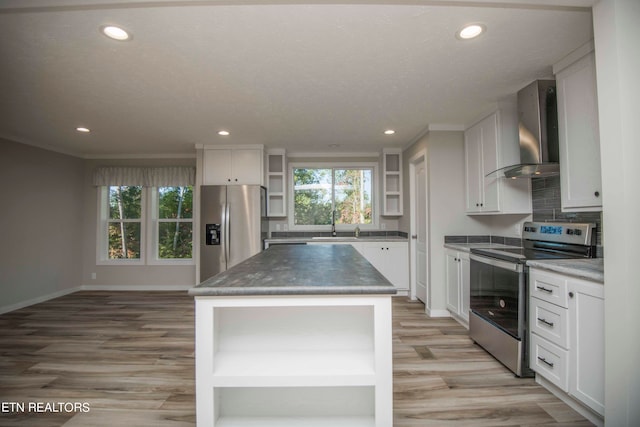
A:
[522,221,595,245]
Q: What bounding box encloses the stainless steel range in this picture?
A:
[469,221,596,377]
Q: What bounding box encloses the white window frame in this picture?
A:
[147,187,194,266]
[97,186,194,266]
[288,161,379,231]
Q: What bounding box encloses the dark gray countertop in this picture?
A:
[189,244,398,296]
[265,236,407,245]
[527,258,604,284]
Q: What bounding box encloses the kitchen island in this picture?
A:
[189,244,396,427]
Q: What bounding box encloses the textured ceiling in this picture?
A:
[0,1,594,157]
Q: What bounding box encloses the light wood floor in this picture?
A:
[0,292,592,426]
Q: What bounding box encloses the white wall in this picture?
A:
[82,158,196,289]
[593,1,640,425]
[268,153,399,233]
[0,139,84,313]
[401,131,531,315]
[402,131,481,314]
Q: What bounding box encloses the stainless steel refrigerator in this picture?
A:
[200,185,267,282]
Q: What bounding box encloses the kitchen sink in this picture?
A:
[310,236,359,241]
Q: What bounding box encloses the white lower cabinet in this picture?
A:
[305,240,409,291]
[445,249,470,324]
[360,242,409,292]
[568,279,605,416]
[529,268,604,420]
[195,295,393,427]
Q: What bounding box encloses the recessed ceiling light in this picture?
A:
[101,25,131,41]
[328,144,340,148]
[76,127,91,133]
[384,130,396,135]
[457,24,485,40]
[218,130,230,136]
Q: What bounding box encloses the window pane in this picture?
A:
[293,168,333,226]
[108,222,141,259]
[334,169,373,224]
[158,222,193,259]
[109,186,142,219]
[159,186,193,219]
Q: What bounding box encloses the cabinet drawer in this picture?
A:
[529,269,568,308]
[530,297,569,348]
[530,333,569,392]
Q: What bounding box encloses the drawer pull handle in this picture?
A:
[537,317,554,327]
[538,356,554,368]
[536,286,553,293]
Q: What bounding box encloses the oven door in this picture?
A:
[469,254,525,339]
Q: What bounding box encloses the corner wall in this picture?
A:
[0,139,84,312]
[401,131,492,314]
[593,1,640,424]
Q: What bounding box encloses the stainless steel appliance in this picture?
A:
[488,80,560,179]
[200,185,267,282]
[469,221,596,377]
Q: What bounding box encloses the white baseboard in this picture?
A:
[0,284,194,314]
[0,286,81,315]
[393,288,410,297]
[426,308,451,318]
[536,375,604,427]
[80,283,193,291]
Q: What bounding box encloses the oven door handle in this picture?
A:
[470,254,524,273]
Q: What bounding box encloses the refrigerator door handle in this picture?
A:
[225,203,230,265]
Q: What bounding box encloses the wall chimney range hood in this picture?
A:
[488,80,560,179]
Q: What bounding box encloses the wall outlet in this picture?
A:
[515,223,521,234]
[381,223,386,230]
[276,224,281,231]
[91,272,96,280]
[283,224,288,231]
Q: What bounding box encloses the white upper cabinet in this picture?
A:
[464,102,531,215]
[554,43,602,212]
[382,148,403,216]
[265,149,286,217]
[201,146,264,185]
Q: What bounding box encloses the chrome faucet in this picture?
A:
[331,209,337,236]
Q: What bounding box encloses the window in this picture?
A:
[156,186,193,259]
[99,185,193,264]
[107,185,143,259]
[290,163,376,230]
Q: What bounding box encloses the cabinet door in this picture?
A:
[361,244,388,276]
[464,126,482,212]
[459,253,470,322]
[480,114,499,212]
[361,243,408,290]
[445,250,460,314]
[203,149,232,184]
[557,52,602,211]
[568,279,604,416]
[232,149,263,185]
[385,243,408,290]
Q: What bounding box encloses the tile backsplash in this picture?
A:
[531,176,603,247]
[445,176,603,256]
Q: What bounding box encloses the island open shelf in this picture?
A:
[194,295,392,426]
[213,386,376,427]
[191,245,396,426]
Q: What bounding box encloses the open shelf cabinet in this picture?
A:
[194,295,393,427]
[266,149,286,217]
[382,148,403,216]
